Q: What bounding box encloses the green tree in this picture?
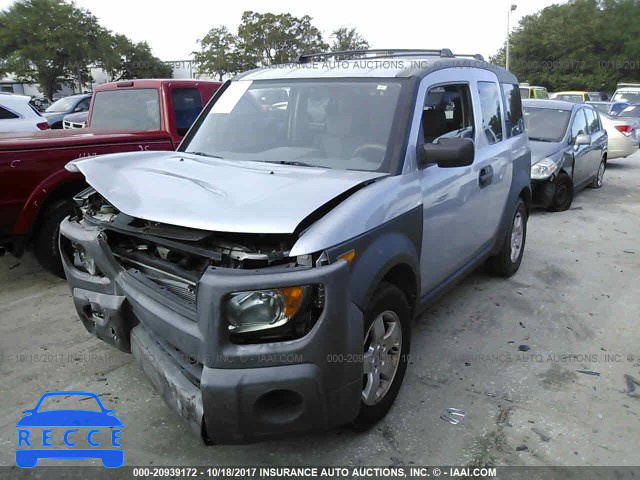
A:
[192,26,243,80]
[330,27,370,52]
[236,11,328,67]
[102,34,172,81]
[0,0,107,99]
[491,0,640,91]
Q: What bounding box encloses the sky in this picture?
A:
[0,0,567,61]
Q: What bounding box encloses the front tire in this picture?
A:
[352,282,411,430]
[33,198,75,278]
[547,172,574,212]
[486,198,527,277]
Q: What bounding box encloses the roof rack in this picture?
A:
[452,53,485,61]
[296,49,455,64]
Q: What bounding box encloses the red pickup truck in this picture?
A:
[0,78,221,276]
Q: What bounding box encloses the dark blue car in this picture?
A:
[16,391,123,468]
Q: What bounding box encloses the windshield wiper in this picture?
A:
[186,151,224,159]
[262,160,317,168]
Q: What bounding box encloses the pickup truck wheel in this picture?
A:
[485,198,527,277]
[33,199,74,278]
[352,282,410,430]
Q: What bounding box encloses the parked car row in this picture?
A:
[524,83,640,162]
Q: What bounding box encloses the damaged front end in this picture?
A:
[59,187,363,443]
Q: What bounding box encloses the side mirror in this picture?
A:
[419,138,475,168]
[574,134,591,146]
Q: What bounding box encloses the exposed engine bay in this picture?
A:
[68,188,307,304]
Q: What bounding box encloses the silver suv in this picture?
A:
[60,49,531,444]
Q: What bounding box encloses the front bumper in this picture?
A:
[59,218,364,444]
[531,177,556,208]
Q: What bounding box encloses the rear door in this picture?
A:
[473,73,514,247]
[584,107,606,174]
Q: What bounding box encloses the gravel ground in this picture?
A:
[1,151,639,469]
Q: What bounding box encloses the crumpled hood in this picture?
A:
[530,140,563,165]
[74,151,386,234]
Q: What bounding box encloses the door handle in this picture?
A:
[479,166,493,188]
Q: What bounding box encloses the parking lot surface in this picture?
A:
[1,152,639,467]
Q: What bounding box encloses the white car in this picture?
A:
[600,112,639,159]
[0,94,50,133]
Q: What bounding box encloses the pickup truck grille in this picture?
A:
[63,120,86,129]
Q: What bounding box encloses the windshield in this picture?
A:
[612,91,640,103]
[618,105,640,118]
[555,94,584,103]
[523,107,571,142]
[90,88,160,130]
[45,97,77,113]
[181,79,404,172]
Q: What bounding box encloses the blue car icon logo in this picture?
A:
[16,391,123,468]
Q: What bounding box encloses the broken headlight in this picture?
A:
[225,285,323,344]
[72,243,101,276]
[531,158,559,180]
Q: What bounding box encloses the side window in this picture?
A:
[0,106,19,119]
[421,83,474,144]
[477,81,503,144]
[584,108,599,133]
[76,98,91,112]
[570,109,588,141]
[501,83,524,138]
[171,88,204,136]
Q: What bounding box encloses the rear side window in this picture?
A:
[90,89,160,131]
[501,84,524,137]
[171,88,203,136]
[477,81,503,144]
[519,87,530,99]
[0,106,19,119]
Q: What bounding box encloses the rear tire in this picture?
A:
[547,173,573,212]
[33,199,75,278]
[486,198,527,277]
[352,282,411,430]
[588,159,606,189]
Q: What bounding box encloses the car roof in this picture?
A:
[235,54,518,84]
[554,91,588,95]
[94,78,222,92]
[522,99,581,110]
[0,93,31,104]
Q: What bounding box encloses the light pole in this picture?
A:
[506,4,517,71]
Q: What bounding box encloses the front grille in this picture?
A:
[63,121,85,129]
[111,250,198,307]
[147,275,196,304]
